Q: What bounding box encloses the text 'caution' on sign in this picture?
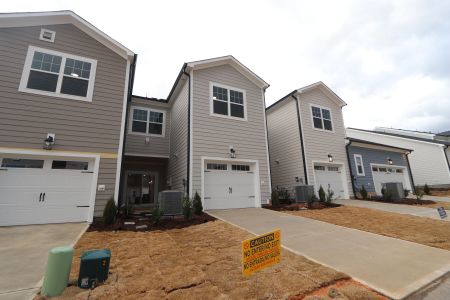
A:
[242,229,281,276]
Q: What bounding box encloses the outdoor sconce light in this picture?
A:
[387,157,393,165]
[328,154,333,162]
[229,145,236,158]
[295,176,299,182]
[43,133,55,150]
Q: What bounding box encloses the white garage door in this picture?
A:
[0,156,94,226]
[372,165,409,195]
[204,162,256,210]
[314,164,346,198]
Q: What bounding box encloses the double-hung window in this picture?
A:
[311,105,333,131]
[211,82,246,119]
[19,46,97,101]
[354,154,365,176]
[130,107,165,136]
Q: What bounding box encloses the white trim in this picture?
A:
[0,11,134,59]
[124,153,169,158]
[114,60,130,205]
[39,28,56,42]
[347,128,448,147]
[186,55,269,89]
[209,81,248,121]
[295,81,346,107]
[311,160,350,199]
[189,70,194,198]
[353,154,365,176]
[309,103,335,133]
[18,45,97,102]
[0,148,99,222]
[369,163,412,193]
[200,156,261,209]
[128,106,166,137]
[261,89,272,199]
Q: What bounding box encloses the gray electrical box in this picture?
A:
[295,185,315,203]
[385,182,404,201]
[158,190,183,215]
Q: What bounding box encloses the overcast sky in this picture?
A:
[4,0,450,133]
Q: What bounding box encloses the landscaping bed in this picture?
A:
[267,201,341,212]
[88,212,215,232]
[44,220,383,299]
[287,205,450,251]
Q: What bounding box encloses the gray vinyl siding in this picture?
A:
[168,80,189,192]
[297,89,353,196]
[266,98,305,194]
[125,97,170,157]
[0,24,128,214]
[347,146,408,193]
[191,65,271,202]
[94,158,118,216]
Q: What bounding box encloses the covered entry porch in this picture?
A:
[120,156,168,211]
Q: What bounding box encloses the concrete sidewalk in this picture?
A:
[0,223,88,300]
[335,199,449,221]
[422,195,450,203]
[208,208,450,300]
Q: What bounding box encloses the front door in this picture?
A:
[125,172,158,207]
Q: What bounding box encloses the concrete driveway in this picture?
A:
[0,223,88,300]
[335,199,449,221]
[208,208,450,300]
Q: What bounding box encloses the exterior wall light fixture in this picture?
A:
[43,133,55,150]
[328,154,333,162]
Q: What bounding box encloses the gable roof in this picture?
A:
[167,56,269,102]
[0,10,135,60]
[348,127,450,146]
[438,130,450,137]
[266,81,346,111]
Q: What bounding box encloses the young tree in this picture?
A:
[360,185,368,200]
[318,185,326,203]
[193,191,203,215]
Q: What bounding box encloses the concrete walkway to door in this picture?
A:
[0,223,88,300]
[208,208,450,300]
[335,199,449,221]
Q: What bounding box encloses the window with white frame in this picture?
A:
[211,83,246,119]
[19,46,97,101]
[130,107,165,136]
[354,154,365,176]
[311,105,333,131]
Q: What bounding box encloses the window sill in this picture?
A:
[128,131,165,138]
[18,87,92,102]
[210,112,248,122]
[311,126,334,133]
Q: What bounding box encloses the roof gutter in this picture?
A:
[345,140,358,198]
[292,94,308,185]
[405,151,416,193]
[182,65,191,196]
[444,145,450,173]
[118,53,137,209]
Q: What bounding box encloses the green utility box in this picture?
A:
[78,249,111,289]
[41,246,74,297]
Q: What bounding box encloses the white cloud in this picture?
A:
[2,0,450,132]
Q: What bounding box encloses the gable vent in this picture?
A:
[39,28,56,43]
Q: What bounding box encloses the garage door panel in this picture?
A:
[314,165,346,199]
[372,166,408,195]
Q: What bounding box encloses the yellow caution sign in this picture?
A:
[242,229,281,276]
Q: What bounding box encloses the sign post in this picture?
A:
[242,229,281,277]
[437,207,447,219]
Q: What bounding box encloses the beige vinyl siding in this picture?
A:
[266,98,305,194]
[94,158,117,216]
[0,24,128,213]
[168,80,189,192]
[191,64,271,201]
[125,97,170,157]
[298,89,353,196]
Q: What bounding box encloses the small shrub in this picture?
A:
[271,190,280,207]
[318,186,326,203]
[193,191,203,215]
[414,189,424,200]
[182,196,193,219]
[307,194,317,208]
[326,187,334,206]
[360,185,368,200]
[103,197,117,225]
[277,187,292,204]
[404,189,410,197]
[152,206,164,225]
[424,184,431,195]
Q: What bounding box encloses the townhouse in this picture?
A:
[266,82,353,199]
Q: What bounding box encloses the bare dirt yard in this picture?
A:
[43,220,383,300]
[287,206,450,251]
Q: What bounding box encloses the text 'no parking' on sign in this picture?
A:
[242,229,281,276]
